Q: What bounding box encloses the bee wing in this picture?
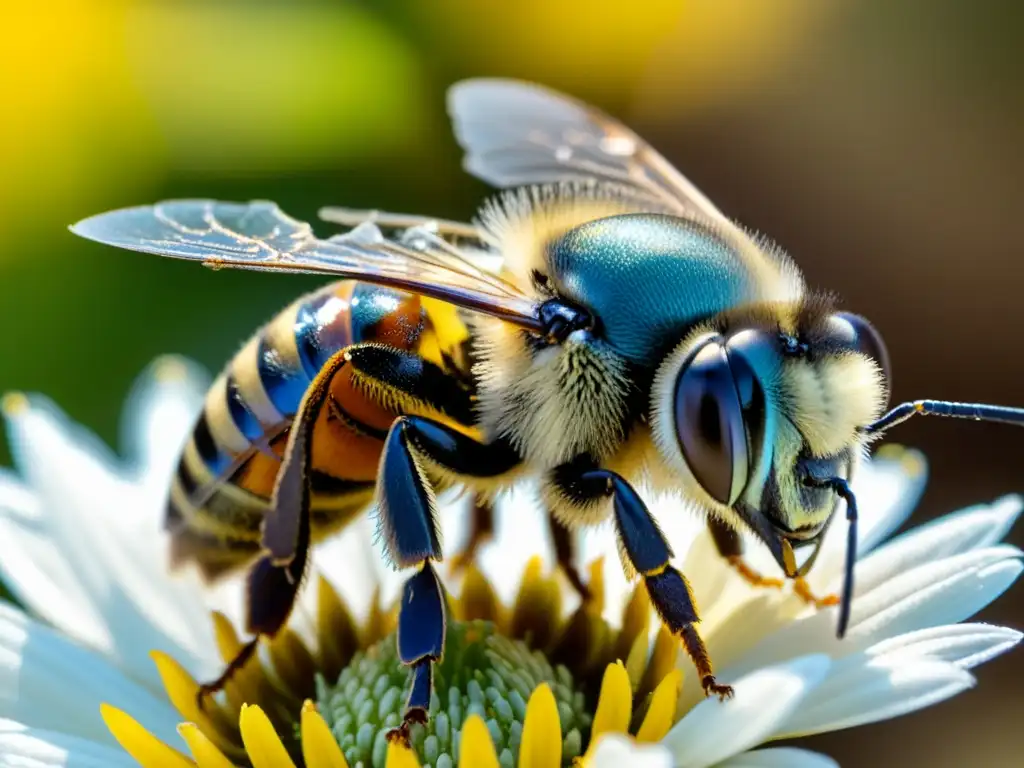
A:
[448,79,730,224]
[70,199,541,329]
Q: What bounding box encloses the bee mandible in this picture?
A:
[71,79,1024,743]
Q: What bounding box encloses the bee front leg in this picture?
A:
[375,415,521,744]
[558,464,734,700]
[708,517,837,608]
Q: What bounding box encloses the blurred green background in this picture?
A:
[1,1,1021,765]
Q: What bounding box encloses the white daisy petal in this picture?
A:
[714,544,1022,686]
[716,747,839,768]
[852,446,929,554]
[663,655,831,768]
[2,352,1020,768]
[0,507,113,652]
[118,355,208,511]
[3,396,217,684]
[865,623,1022,669]
[589,734,672,768]
[845,495,1022,596]
[779,656,974,737]
[849,546,1022,640]
[0,605,180,746]
[0,468,40,521]
[0,719,135,768]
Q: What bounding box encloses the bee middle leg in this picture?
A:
[708,518,837,608]
[548,514,591,602]
[448,495,495,574]
[553,461,733,699]
[375,414,521,744]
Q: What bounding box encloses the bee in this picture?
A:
[71,79,1024,743]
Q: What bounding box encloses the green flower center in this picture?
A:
[316,620,592,767]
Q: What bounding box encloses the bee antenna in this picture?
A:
[802,475,858,638]
[864,399,1024,435]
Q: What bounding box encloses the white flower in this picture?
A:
[0,358,1018,767]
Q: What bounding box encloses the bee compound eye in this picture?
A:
[674,340,749,505]
[835,312,892,399]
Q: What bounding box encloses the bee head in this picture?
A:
[652,308,890,628]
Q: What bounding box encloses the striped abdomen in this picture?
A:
[167,280,465,579]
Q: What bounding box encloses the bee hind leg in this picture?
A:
[563,463,733,700]
[197,350,346,706]
[377,415,521,742]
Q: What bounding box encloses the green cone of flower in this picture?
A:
[317,620,592,767]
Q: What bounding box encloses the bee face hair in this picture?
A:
[651,300,887,534]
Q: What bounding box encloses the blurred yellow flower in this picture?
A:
[0,2,426,232]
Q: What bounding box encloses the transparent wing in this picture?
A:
[71,200,541,329]
[447,79,729,224]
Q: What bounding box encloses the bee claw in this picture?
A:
[701,675,735,701]
[195,685,214,712]
[386,709,429,747]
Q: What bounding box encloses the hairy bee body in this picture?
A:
[167,280,472,579]
[74,78,1022,741]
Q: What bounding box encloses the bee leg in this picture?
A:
[377,415,521,742]
[708,515,837,607]
[792,577,840,609]
[572,466,734,700]
[197,350,346,705]
[449,496,495,574]
[707,517,785,590]
[548,514,591,602]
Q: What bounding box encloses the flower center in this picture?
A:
[317,619,592,767]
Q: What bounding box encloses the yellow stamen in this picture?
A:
[459,564,503,625]
[211,610,243,659]
[459,714,500,768]
[150,651,239,754]
[154,355,191,382]
[586,557,606,616]
[636,668,682,742]
[583,661,632,760]
[624,630,650,691]
[239,703,296,768]
[510,556,562,645]
[617,585,650,652]
[385,740,422,768]
[316,573,359,682]
[519,683,562,768]
[639,626,679,700]
[178,723,235,768]
[300,700,350,768]
[269,628,316,693]
[100,704,193,768]
[0,392,29,416]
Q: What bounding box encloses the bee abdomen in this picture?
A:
[166,281,429,572]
